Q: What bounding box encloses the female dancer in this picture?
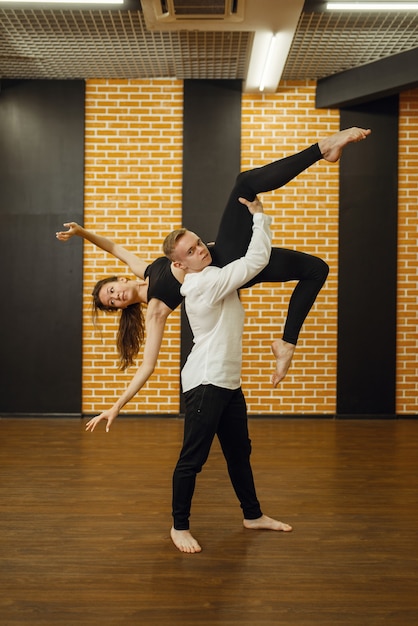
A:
[57,127,371,431]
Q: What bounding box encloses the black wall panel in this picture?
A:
[337,98,398,416]
[180,80,242,409]
[182,79,242,243]
[0,80,84,415]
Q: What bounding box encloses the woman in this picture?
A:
[57,127,371,431]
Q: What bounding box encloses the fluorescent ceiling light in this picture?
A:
[327,2,418,9]
[245,31,292,93]
[259,34,278,92]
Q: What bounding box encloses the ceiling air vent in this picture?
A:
[141,0,245,26]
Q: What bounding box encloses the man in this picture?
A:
[163,196,292,554]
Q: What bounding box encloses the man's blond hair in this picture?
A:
[163,228,187,261]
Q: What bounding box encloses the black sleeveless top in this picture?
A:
[144,256,183,311]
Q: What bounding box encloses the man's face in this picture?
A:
[173,231,212,273]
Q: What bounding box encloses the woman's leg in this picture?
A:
[243,247,329,345]
[211,144,322,266]
[243,248,329,386]
[212,128,371,265]
[210,128,370,385]
[210,144,324,386]
[211,127,371,267]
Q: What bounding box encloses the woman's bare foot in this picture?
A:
[243,514,292,532]
[318,127,371,163]
[271,339,295,388]
[170,527,202,554]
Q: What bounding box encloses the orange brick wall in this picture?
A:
[397,89,418,415]
[83,79,183,415]
[240,82,340,414]
[83,79,417,416]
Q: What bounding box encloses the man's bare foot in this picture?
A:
[243,514,292,532]
[271,339,295,388]
[318,127,371,163]
[170,527,202,554]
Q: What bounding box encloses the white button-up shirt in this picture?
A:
[180,212,272,393]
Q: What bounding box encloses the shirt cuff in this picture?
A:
[253,212,272,225]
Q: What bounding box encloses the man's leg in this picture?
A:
[217,388,292,532]
[216,388,262,519]
[171,385,229,553]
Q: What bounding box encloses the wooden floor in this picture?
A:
[1,417,418,625]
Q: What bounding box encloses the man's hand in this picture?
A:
[238,196,264,215]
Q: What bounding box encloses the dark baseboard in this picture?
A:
[1,413,416,419]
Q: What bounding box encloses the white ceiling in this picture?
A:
[0,0,417,91]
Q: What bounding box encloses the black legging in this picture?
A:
[211,143,329,345]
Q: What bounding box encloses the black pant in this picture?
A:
[211,144,329,345]
[172,385,262,530]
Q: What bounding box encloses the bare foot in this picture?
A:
[243,514,292,532]
[271,339,295,388]
[318,127,371,163]
[170,527,202,554]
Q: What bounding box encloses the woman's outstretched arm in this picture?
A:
[56,222,149,279]
[85,298,172,432]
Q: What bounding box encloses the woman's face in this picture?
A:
[98,277,140,309]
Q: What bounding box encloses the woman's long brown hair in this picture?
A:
[91,276,145,370]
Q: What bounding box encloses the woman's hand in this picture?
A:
[85,408,119,433]
[56,222,82,241]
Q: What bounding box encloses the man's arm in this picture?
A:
[56,222,149,279]
[198,204,272,305]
